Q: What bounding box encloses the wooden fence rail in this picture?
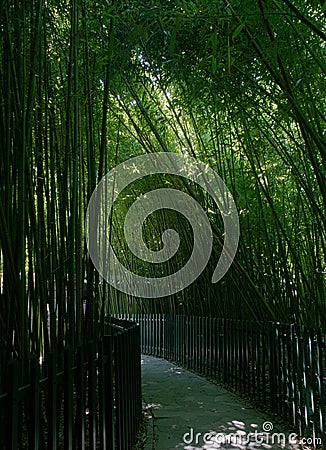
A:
[114,314,325,447]
[0,319,142,449]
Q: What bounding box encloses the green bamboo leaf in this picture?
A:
[232,23,245,41]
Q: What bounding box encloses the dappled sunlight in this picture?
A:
[144,403,161,411]
[167,366,183,375]
[179,418,303,449]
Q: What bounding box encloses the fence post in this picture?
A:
[48,351,58,449]
[103,335,115,450]
[163,315,167,359]
[223,319,228,384]
[268,322,277,412]
[114,331,123,450]
[88,341,97,450]
[76,345,86,449]
[7,359,19,450]
[30,355,40,449]
[186,316,190,370]
[252,321,257,399]
[216,318,221,383]
[134,324,142,424]
[64,347,73,449]
[316,329,325,446]
[308,327,317,442]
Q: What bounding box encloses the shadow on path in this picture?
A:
[141,355,309,450]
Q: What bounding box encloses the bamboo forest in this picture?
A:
[0,0,325,448]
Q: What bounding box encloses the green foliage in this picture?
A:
[0,0,325,386]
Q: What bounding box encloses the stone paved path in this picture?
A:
[141,355,309,450]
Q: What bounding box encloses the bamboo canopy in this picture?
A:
[0,0,325,385]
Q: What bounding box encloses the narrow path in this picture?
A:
[141,355,306,450]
